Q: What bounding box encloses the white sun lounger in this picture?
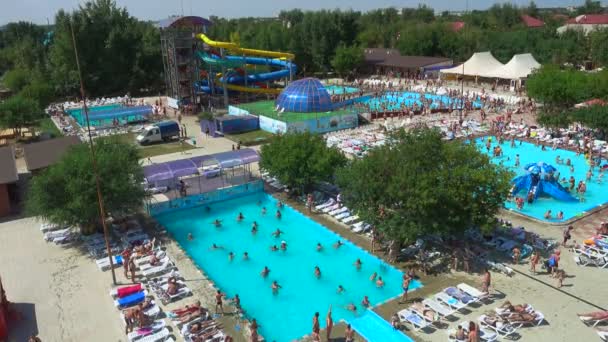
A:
[134,250,166,267]
[120,303,160,325]
[329,207,348,216]
[162,286,192,303]
[128,324,168,342]
[478,314,520,338]
[142,260,174,278]
[422,298,456,318]
[434,292,467,312]
[579,314,608,327]
[506,311,545,326]
[448,321,497,342]
[315,199,335,211]
[334,211,351,220]
[342,215,359,224]
[139,256,171,271]
[353,223,371,234]
[96,255,123,271]
[598,330,608,341]
[44,228,71,241]
[40,222,64,233]
[397,309,431,331]
[457,283,489,300]
[322,204,340,213]
[352,221,365,229]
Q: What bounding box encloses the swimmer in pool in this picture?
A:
[251,225,258,235]
[252,221,258,229]
[271,228,283,238]
[209,243,223,250]
[314,266,321,278]
[261,266,270,278]
[354,258,362,270]
[228,252,234,262]
[337,285,345,294]
[333,240,344,249]
[243,252,249,260]
[212,219,222,227]
[345,303,357,313]
[236,212,244,222]
[277,201,284,209]
[276,210,282,219]
[316,242,323,252]
[376,277,385,288]
[280,241,287,251]
[187,233,194,241]
[261,207,267,215]
[361,296,370,308]
[271,281,281,294]
[370,272,377,281]
[270,245,279,252]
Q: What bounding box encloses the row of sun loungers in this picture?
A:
[315,197,372,234]
[574,236,608,269]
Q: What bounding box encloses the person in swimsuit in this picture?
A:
[345,303,357,313]
[280,241,287,251]
[209,243,223,250]
[312,312,320,336]
[251,225,258,235]
[215,290,224,314]
[250,319,259,342]
[213,219,222,227]
[468,322,478,342]
[187,233,194,241]
[271,281,281,294]
[261,207,267,215]
[345,324,355,342]
[376,276,385,288]
[354,258,362,270]
[401,274,411,302]
[276,210,282,219]
[333,240,344,249]
[228,252,234,261]
[337,285,345,294]
[370,272,377,281]
[269,245,279,252]
[272,228,283,238]
[243,252,249,260]
[236,213,244,222]
[261,266,270,278]
[482,268,491,293]
[361,295,370,308]
[316,242,323,252]
[314,266,321,278]
[326,305,333,340]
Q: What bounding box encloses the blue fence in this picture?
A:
[148,180,264,215]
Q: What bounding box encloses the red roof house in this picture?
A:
[521,15,544,28]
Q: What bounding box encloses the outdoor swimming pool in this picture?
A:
[66,104,121,126]
[325,85,360,95]
[155,192,420,341]
[475,136,608,222]
[364,91,482,111]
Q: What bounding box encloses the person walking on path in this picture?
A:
[563,225,574,247]
[482,268,491,294]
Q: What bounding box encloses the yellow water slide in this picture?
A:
[197,34,295,60]
[226,84,282,95]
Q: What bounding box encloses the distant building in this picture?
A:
[521,15,545,28]
[450,21,466,32]
[363,48,452,76]
[0,146,18,217]
[22,136,81,173]
[557,14,608,34]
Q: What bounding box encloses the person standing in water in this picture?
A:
[326,305,333,341]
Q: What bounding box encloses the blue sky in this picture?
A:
[0,0,600,25]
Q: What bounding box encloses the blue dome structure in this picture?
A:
[276,78,333,112]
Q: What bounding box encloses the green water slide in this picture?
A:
[196,51,245,68]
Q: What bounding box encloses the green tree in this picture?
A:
[336,128,512,244]
[578,0,603,15]
[589,29,608,67]
[331,45,364,77]
[526,1,539,17]
[526,65,589,113]
[0,95,43,136]
[2,68,31,92]
[570,105,608,138]
[26,137,146,233]
[259,132,347,195]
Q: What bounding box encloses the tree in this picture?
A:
[570,105,608,138]
[331,44,364,77]
[0,95,43,136]
[336,128,512,244]
[259,132,347,195]
[2,68,31,92]
[526,65,590,113]
[26,137,147,233]
[526,1,539,17]
[578,0,603,15]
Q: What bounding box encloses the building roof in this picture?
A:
[566,14,608,25]
[521,15,544,27]
[0,146,18,184]
[157,16,212,29]
[364,48,452,69]
[23,136,81,172]
[276,78,333,113]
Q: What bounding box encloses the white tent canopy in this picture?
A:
[488,53,541,79]
[439,51,504,78]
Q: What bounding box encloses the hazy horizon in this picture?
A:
[1,0,603,26]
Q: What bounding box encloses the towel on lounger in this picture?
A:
[117,284,142,298]
[118,291,145,307]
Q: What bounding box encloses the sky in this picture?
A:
[0,0,602,25]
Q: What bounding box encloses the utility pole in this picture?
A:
[69,21,117,285]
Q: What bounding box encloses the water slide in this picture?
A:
[195,34,297,94]
[541,181,578,202]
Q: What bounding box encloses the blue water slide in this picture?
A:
[541,181,578,202]
[222,56,297,84]
[511,176,530,195]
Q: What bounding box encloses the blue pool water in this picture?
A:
[66,104,121,126]
[350,310,413,342]
[155,192,421,341]
[474,136,608,222]
[363,91,482,111]
[325,85,360,95]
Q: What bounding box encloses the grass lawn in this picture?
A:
[237,100,353,123]
[224,129,274,146]
[35,118,63,137]
[112,132,197,159]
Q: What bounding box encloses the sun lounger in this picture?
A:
[342,215,359,224]
[422,298,456,318]
[457,283,489,300]
[115,290,148,308]
[328,206,348,216]
[142,260,174,278]
[352,221,365,229]
[139,256,171,271]
[486,260,513,276]
[478,314,520,338]
[120,303,161,325]
[505,311,545,326]
[353,223,371,234]
[181,318,218,337]
[122,232,150,245]
[158,285,192,304]
[44,228,71,241]
[96,255,123,271]
[448,321,497,342]
[110,283,143,298]
[434,292,467,312]
[397,309,431,331]
[40,222,64,233]
[334,211,351,220]
[445,287,478,304]
[598,329,608,341]
[134,251,167,267]
[315,199,335,211]
[127,321,167,342]
[580,313,608,327]
[322,204,340,213]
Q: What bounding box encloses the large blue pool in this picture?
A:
[364,91,482,111]
[66,104,121,127]
[475,136,608,222]
[155,192,420,341]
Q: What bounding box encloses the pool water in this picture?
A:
[325,85,360,95]
[66,104,143,127]
[155,192,420,342]
[474,136,608,222]
[363,91,482,111]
